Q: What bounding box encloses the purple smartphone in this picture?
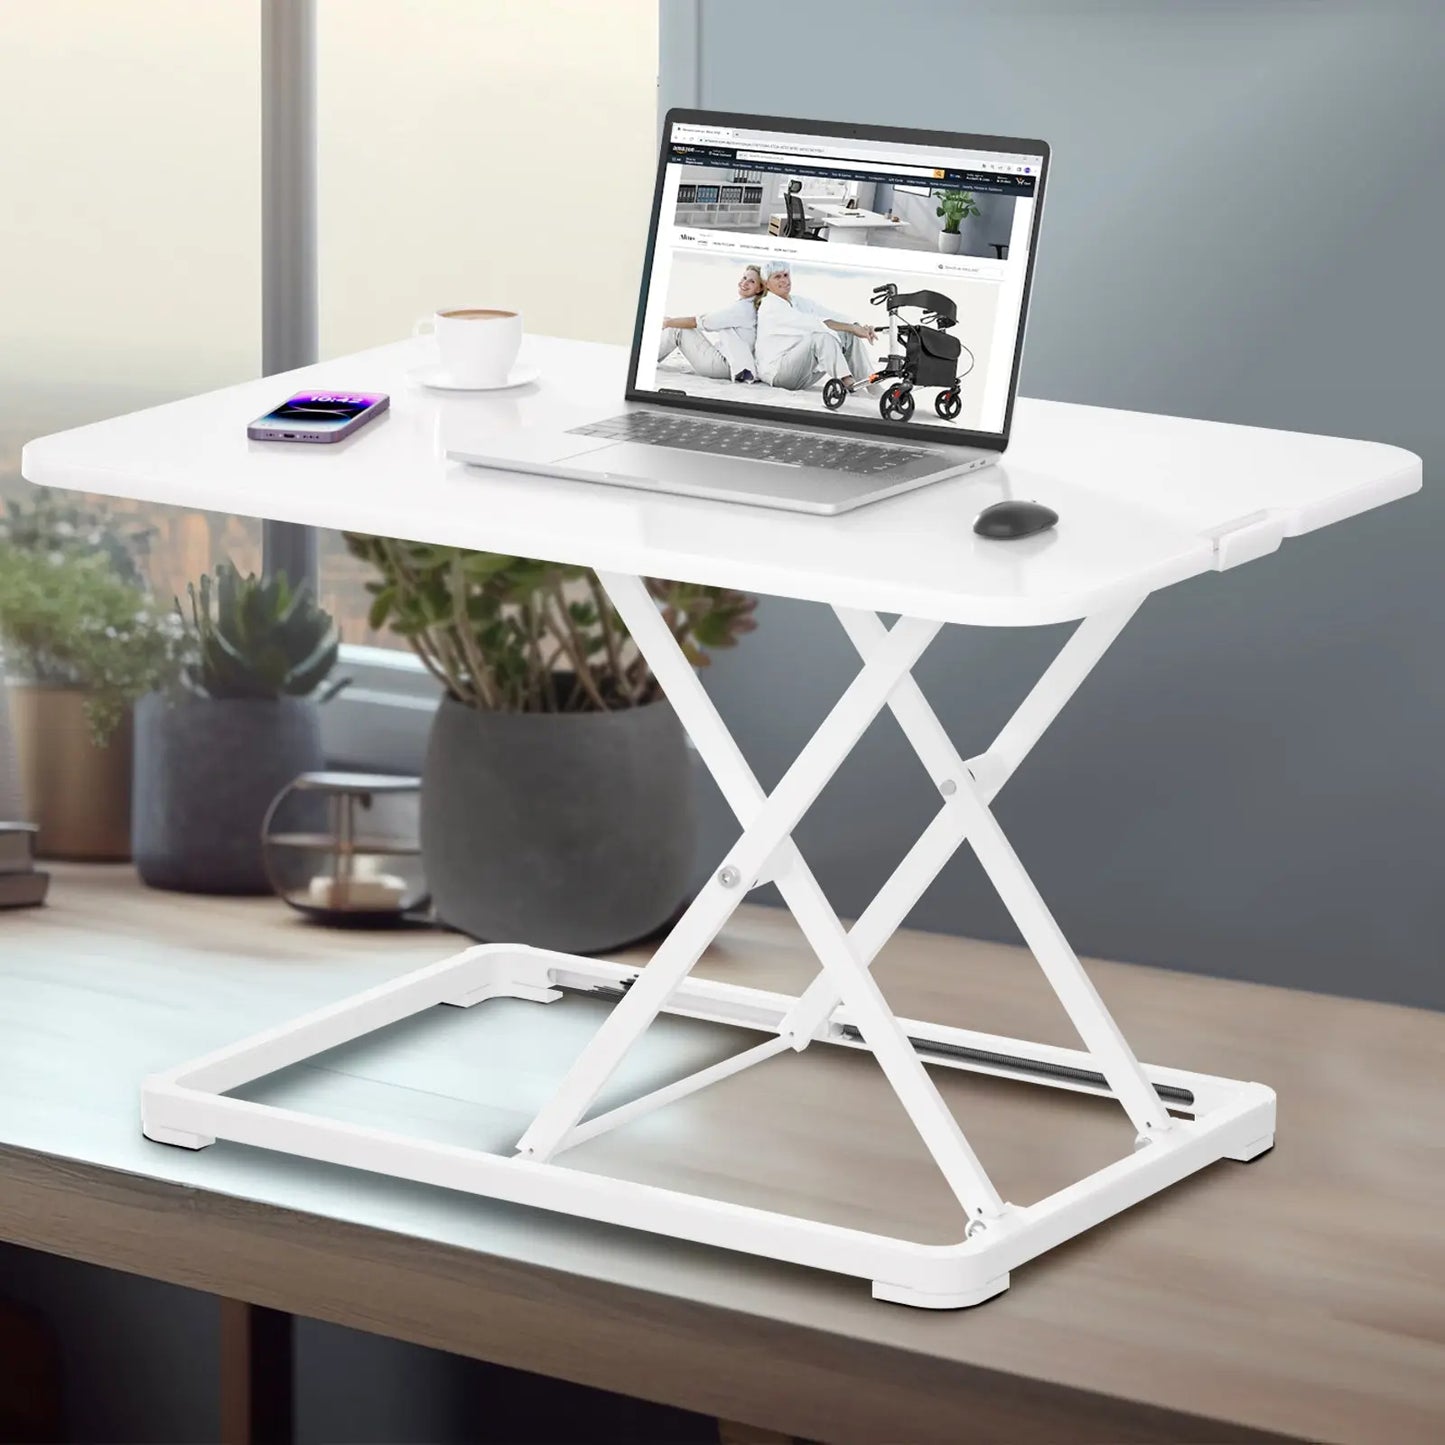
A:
[247,391,390,443]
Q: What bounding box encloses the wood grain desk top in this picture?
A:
[1,866,1440,1444]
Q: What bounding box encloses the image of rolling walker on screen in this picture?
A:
[650,253,999,430]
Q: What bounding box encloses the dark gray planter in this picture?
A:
[132,692,324,893]
[422,692,696,953]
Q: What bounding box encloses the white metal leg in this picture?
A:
[140,577,1277,1308]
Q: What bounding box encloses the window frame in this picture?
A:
[322,641,440,774]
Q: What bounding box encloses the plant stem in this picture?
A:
[588,573,633,706]
[447,554,500,709]
[430,624,476,706]
[522,594,549,711]
[546,580,609,711]
[372,538,455,698]
[380,539,477,707]
[406,632,455,693]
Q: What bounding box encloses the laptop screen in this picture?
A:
[629,114,1047,443]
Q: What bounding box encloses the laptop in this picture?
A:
[451,110,1049,516]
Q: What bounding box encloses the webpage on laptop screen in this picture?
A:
[634,121,1043,435]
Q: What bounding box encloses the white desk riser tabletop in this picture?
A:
[21,334,1420,626]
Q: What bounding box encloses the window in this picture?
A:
[315,0,661,655]
[2,2,660,771]
[0,1,262,585]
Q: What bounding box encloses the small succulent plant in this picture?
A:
[179,563,342,701]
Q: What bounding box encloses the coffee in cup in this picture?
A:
[416,307,523,387]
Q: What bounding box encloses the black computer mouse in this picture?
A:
[973,499,1059,540]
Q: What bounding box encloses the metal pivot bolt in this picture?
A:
[717,866,742,889]
[965,1217,988,1238]
[939,779,958,797]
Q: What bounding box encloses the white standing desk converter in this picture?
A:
[22,333,1421,1309]
[813,208,906,243]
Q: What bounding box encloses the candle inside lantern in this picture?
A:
[306,870,409,911]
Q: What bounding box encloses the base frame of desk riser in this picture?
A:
[141,943,1276,1310]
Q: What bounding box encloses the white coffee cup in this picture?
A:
[415,307,522,387]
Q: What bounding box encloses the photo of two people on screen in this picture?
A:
[657,258,878,393]
[652,251,997,430]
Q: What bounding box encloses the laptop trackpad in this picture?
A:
[586,443,796,485]
[460,432,619,466]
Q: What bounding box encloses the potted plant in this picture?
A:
[0,541,179,859]
[343,534,757,952]
[132,563,344,893]
[935,188,982,254]
[0,486,156,586]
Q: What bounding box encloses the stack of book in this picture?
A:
[1,822,49,909]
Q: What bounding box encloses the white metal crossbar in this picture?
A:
[141,572,1276,1309]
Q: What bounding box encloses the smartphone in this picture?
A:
[247,391,390,443]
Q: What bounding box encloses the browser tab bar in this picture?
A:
[735,150,943,181]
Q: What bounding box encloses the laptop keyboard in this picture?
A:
[569,411,933,475]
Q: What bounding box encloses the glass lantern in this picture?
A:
[261,772,428,924]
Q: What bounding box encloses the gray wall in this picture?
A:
[671,0,1445,1010]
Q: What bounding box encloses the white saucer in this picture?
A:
[408,362,540,392]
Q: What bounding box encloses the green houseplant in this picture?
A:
[0,543,178,744]
[0,536,180,859]
[344,538,756,711]
[343,534,757,950]
[934,188,982,254]
[132,563,344,894]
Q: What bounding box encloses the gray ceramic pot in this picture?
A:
[132,692,324,893]
[422,692,696,953]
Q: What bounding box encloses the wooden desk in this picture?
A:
[1,866,1441,1444]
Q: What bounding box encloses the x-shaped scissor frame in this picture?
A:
[142,571,1275,1308]
[519,575,1174,1197]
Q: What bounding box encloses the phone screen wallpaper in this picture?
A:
[260,393,386,427]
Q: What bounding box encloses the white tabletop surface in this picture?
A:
[21,334,1421,627]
